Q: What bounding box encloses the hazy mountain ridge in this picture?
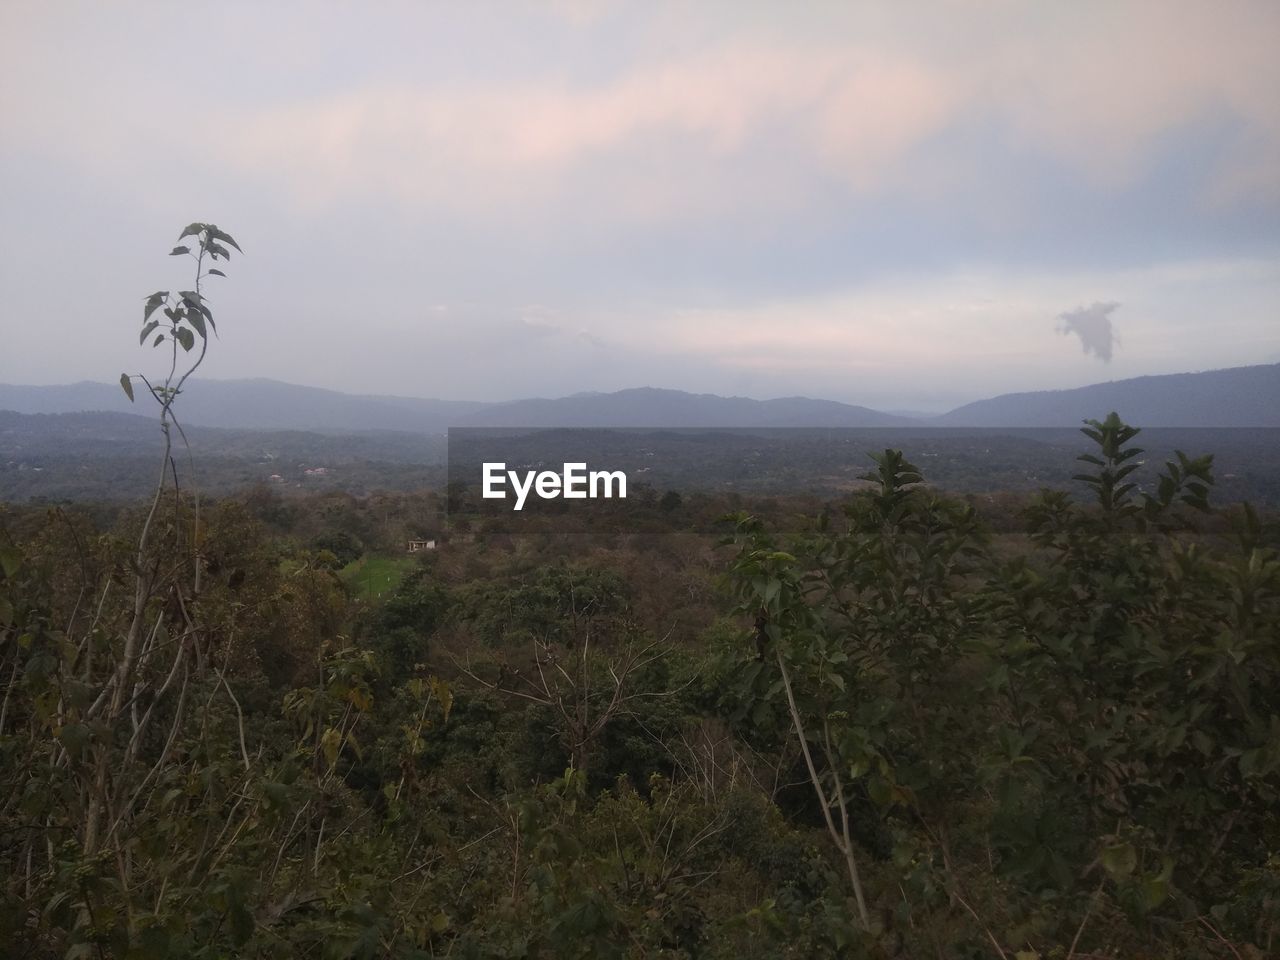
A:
[0,380,915,431]
[939,363,1280,427]
[461,387,915,428]
[0,380,485,434]
[1,363,1276,431]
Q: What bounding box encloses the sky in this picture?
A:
[1,1,1278,413]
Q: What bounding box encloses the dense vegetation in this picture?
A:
[6,413,1280,507]
[1,411,1277,957]
[1,226,1276,957]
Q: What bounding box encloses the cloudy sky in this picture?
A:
[2,1,1278,411]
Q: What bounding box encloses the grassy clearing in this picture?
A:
[342,554,415,600]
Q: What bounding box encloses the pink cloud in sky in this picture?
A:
[2,3,1277,221]
[185,4,1279,218]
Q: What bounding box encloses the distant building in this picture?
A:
[304,467,329,477]
[407,538,437,553]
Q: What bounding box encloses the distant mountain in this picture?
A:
[0,379,486,433]
[0,380,914,430]
[3,364,1277,432]
[939,364,1280,427]
[456,387,915,428]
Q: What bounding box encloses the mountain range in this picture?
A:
[938,364,1280,428]
[1,363,1277,431]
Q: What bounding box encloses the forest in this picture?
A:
[1,226,1277,958]
[6,416,1280,508]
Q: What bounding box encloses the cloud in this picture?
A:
[249,6,1278,213]
[4,4,1246,222]
[1057,302,1120,362]
[1,4,1278,408]
[1,3,1277,234]
[203,42,961,221]
[520,313,608,348]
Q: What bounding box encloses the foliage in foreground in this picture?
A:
[722,414,1279,955]
[1,413,1276,957]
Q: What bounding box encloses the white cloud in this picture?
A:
[7,4,1273,220]
[1,3,1277,406]
[188,3,1280,216]
[1058,302,1120,363]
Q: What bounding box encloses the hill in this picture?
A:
[457,387,915,428]
[0,380,914,431]
[3,364,1278,432]
[0,379,485,433]
[939,363,1280,427]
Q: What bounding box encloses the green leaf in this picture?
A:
[321,727,342,767]
[1141,874,1169,910]
[178,222,204,240]
[0,544,20,578]
[143,292,167,322]
[139,320,159,344]
[153,333,165,347]
[180,291,213,322]
[432,677,453,722]
[188,313,207,339]
[763,578,781,607]
[169,245,190,256]
[176,327,195,352]
[208,268,226,277]
[866,775,893,807]
[209,226,243,253]
[120,373,135,402]
[159,787,184,811]
[1101,842,1137,878]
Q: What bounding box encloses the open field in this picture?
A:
[341,554,416,600]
